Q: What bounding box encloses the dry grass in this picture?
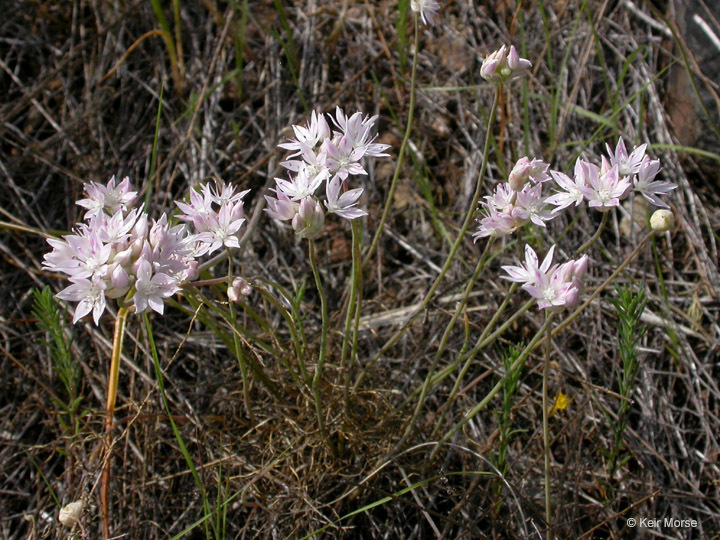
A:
[1,0,720,538]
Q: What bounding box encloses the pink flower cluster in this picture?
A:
[265,108,390,239]
[44,176,249,324]
[473,157,554,239]
[502,245,588,312]
[477,138,676,310]
[548,138,676,213]
[475,138,676,240]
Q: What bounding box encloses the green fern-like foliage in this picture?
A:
[32,286,81,427]
[605,284,648,481]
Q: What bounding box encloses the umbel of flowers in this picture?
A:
[265,107,390,236]
[475,138,676,241]
[43,176,249,324]
[474,138,677,311]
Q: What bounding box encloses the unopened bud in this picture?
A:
[650,209,674,232]
[292,198,325,239]
[228,278,252,303]
[185,260,199,282]
[58,500,83,527]
[508,157,550,191]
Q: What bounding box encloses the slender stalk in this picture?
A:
[227,250,253,422]
[397,238,495,448]
[101,306,128,539]
[429,283,522,438]
[255,286,309,385]
[144,313,211,539]
[363,16,420,268]
[308,239,328,432]
[341,220,362,394]
[354,88,501,393]
[542,315,553,540]
[430,314,554,461]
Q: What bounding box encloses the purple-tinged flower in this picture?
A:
[64,230,112,279]
[275,164,327,201]
[325,176,367,220]
[203,201,246,253]
[633,157,675,208]
[56,275,107,324]
[76,176,137,218]
[524,270,579,311]
[606,138,647,177]
[322,135,368,180]
[578,160,632,212]
[410,0,441,26]
[278,110,332,156]
[546,160,591,214]
[133,259,179,315]
[92,207,141,245]
[209,181,250,207]
[281,142,330,180]
[484,183,515,213]
[473,206,518,239]
[513,183,555,227]
[501,244,556,286]
[480,45,532,84]
[502,244,588,311]
[508,157,551,191]
[331,108,391,160]
[175,184,215,231]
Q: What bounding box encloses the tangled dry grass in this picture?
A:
[1,0,720,538]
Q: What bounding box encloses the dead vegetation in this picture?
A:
[1,0,719,538]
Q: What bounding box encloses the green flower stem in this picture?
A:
[397,237,495,447]
[308,239,328,433]
[354,88,501,393]
[101,306,128,539]
[542,314,553,540]
[430,314,554,462]
[144,313,211,539]
[406,288,530,409]
[428,282,522,439]
[227,250,253,421]
[341,219,363,394]
[363,16,420,268]
[255,286,309,385]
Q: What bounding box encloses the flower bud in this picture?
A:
[292,198,325,239]
[507,157,550,191]
[650,209,675,232]
[508,158,531,191]
[106,263,130,297]
[572,255,589,281]
[58,500,83,527]
[228,277,252,303]
[185,260,199,282]
[563,287,580,310]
